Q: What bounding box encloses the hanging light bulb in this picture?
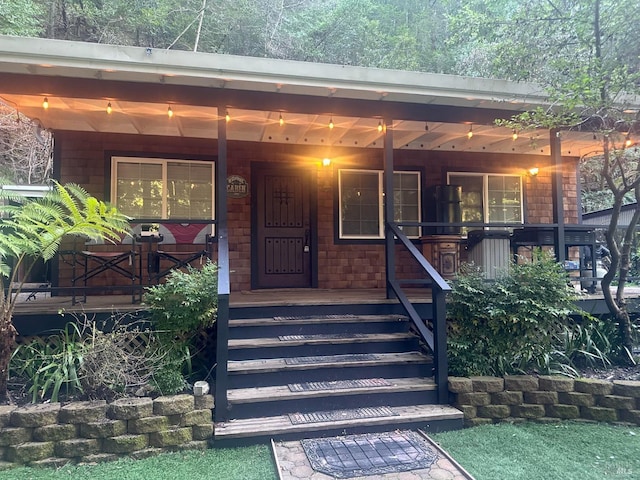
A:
[167,106,174,118]
[106,102,113,115]
[467,124,473,139]
[377,120,383,133]
[512,129,518,141]
[225,110,230,122]
[279,113,284,127]
[329,117,334,130]
[625,133,632,148]
[42,97,49,110]
[424,122,429,132]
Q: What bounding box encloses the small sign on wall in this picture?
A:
[227,175,249,198]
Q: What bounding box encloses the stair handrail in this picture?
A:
[214,224,230,422]
[386,222,450,404]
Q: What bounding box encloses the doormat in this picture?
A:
[279,333,367,341]
[289,406,398,425]
[302,430,438,479]
[285,353,377,365]
[288,378,391,392]
[274,314,357,321]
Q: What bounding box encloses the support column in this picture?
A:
[383,117,395,299]
[550,128,565,262]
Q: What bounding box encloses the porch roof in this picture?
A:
[0,35,612,157]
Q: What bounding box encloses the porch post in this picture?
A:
[383,117,395,299]
[215,106,230,423]
[550,129,566,263]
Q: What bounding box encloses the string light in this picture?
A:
[167,106,174,118]
[377,121,383,133]
[329,117,334,130]
[42,97,49,110]
[106,102,112,115]
[467,124,473,139]
[279,113,284,127]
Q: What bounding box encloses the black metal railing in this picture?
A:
[214,225,230,423]
[386,222,451,404]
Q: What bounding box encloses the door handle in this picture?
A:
[304,229,310,252]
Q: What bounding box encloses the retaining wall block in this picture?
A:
[470,376,504,392]
[491,391,523,405]
[532,417,560,424]
[620,410,640,425]
[464,417,494,427]
[149,427,193,448]
[511,404,546,418]
[172,440,208,452]
[455,392,491,406]
[504,375,538,392]
[10,403,60,428]
[192,424,214,440]
[0,461,14,471]
[538,376,574,392]
[108,398,154,420]
[0,407,16,428]
[0,427,32,446]
[612,381,640,398]
[81,420,127,439]
[78,453,118,464]
[581,406,618,422]
[456,405,477,419]
[448,377,473,393]
[180,410,212,427]
[31,457,71,468]
[6,441,54,464]
[194,395,214,410]
[59,401,107,424]
[574,379,614,395]
[33,424,77,442]
[102,434,149,454]
[54,438,101,458]
[153,395,194,416]
[524,391,558,405]
[477,405,511,419]
[558,391,595,407]
[598,395,636,410]
[129,447,164,460]
[128,416,170,434]
[546,404,580,419]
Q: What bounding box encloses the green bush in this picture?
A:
[447,251,578,376]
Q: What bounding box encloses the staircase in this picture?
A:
[213,311,463,445]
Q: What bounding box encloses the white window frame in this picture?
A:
[111,156,215,220]
[447,172,523,227]
[338,169,421,239]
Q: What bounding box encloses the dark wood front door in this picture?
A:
[253,166,313,289]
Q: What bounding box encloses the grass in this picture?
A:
[432,421,640,480]
[0,445,277,480]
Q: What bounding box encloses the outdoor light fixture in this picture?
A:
[528,167,539,176]
[167,106,174,118]
[329,117,334,130]
[625,133,632,148]
[467,124,473,139]
[225,110,230,122]
[106,102,112,115]
[512,129,519,141]
[377,121,383,133]
[322,158,331,167]
[424,122,429,131]
[42,97,49,110]
[279,113,284,126]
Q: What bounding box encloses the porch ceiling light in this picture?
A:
[512,129,518,141]
[329,117,334,130]
[322,158,331,167]
[225,110,230,122]
[377,120,383,133]
[42,97,49,110]
[467,124,473,139]
[528,167,539,176]
[279,113,284,126]
[106,102,112,115]
[167,105,174,118]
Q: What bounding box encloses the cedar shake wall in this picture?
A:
[55,131,579,292]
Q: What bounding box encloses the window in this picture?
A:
[448,172,522,228]
[339,169,421,239]
[111,157,214,219]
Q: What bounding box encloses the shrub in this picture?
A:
[447,250,578,376]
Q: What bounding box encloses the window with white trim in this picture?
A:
[448,172,522,227]
[111,157,215,220]
[339,169,421,239]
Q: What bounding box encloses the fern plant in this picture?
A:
[0,182,130,401]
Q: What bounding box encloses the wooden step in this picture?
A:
[214,404,463,444]
[229,332,415,349]
[229,314,408,327]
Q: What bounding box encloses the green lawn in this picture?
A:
[432,421,640,480]
[0,445,277,480]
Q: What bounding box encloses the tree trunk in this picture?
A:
[0,315,16,402]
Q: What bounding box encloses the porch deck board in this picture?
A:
[214,403,461,439]
[228,352,430,374]
[228,332,414,349]
[227,377,437,403]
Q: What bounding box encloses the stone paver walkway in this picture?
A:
[272,430,474,480]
